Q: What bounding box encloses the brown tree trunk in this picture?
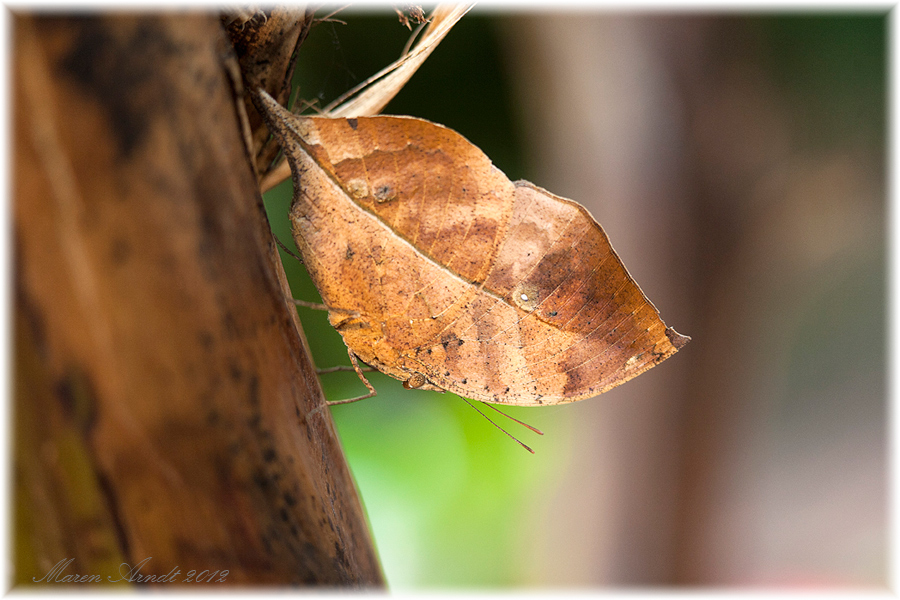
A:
[13,12,383,587]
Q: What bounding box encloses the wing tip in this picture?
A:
[665,327,691,350]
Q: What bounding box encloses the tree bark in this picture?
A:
[221,6,313,173]
[13,12,383,587]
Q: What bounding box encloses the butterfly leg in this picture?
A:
[292,299,361,319]
[273,234,303,263]
[292,299,330,312]
[273,240,340,313]
[325,351,377,406]
[274,239,362,317]
[317,364,374,374]
[274,239,346,313]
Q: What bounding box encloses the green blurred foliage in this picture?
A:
[759,14,886,149]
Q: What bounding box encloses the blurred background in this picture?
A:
[263,9,886,588]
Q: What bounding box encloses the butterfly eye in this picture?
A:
[403,373,426,389]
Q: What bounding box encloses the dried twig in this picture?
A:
[260,4,472,193]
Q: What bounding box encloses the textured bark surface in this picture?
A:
[259,98,688,406]
[13,13,383,587]
[222,6,312,174]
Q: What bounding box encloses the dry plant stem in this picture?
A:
[315,5,351,24]
[322,4,471,116]
[14,13,382,586]
[401,19,429,56]
[259,4,472,193]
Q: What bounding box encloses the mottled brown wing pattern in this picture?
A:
[294,115,512,285]
[260,95,688,406]
[393,182,687,405]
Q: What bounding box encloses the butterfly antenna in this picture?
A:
[483,403,544,436]
[461,398,535,454]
